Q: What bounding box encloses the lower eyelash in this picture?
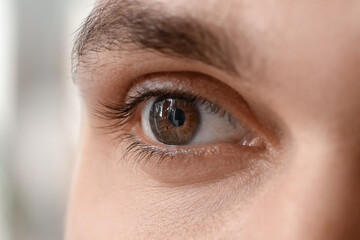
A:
[94,87,241,163]
[119,134,192,167]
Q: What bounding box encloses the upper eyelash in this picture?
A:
[95,87,227,132]
[93,86,250,167]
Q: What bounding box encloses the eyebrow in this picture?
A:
[73,0,253,77]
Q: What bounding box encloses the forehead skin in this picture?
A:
[67,0,360,239]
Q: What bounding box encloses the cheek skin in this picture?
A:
[66,124,273,239]
[65,127,136,239]
[67,0,360,239]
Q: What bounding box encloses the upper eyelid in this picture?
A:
[95,88,223,130]
[91,71,271,144]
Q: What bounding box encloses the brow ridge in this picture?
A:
[73,0,250,76]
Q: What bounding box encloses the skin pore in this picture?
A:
[66,0,360,239]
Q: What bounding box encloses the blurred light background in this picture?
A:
[0,0,94,239]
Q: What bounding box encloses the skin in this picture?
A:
[66,0,360,239]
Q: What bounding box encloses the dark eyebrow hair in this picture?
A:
[73,0,253,77]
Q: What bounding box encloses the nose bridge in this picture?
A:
[273,131,360,239]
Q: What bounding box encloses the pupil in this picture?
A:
[149,98,200,145]
[168,108,186,127]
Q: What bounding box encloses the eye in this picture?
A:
[94,72,273,185]
[141,97,249,146]
[146,97,200,145]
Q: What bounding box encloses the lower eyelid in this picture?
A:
[130,112,270,185]
[120,128,270,186]
[93,72,279,185]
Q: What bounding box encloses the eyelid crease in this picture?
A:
[87,72,277,185]
[91,71,267,148]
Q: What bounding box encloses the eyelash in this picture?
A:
[96,88,233,133]
[120,134,197,166]
[95,87,237,164]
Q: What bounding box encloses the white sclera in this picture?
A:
[141,98,248,146]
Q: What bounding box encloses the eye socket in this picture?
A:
[93,72,274,185]
[141,96,250,146]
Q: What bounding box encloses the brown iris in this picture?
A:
[149,98,200,145]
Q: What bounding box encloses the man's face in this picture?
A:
[66,0,360,239]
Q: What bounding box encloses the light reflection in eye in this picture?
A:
[141,96,249,146]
